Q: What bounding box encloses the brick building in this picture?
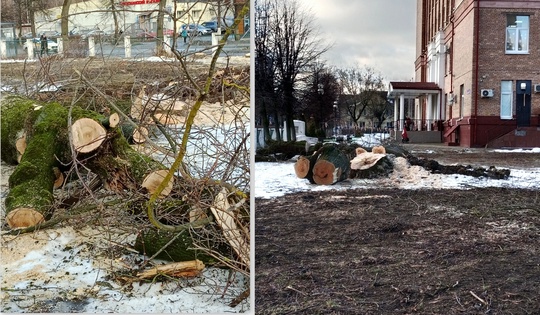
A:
[389,0,540,147]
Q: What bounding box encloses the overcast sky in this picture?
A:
[297,0,417,82]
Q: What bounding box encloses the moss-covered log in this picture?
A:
[134,228,231,264]
[1,95,173,228]
[1,97,102,227]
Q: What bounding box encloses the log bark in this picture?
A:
[311,145,350,185]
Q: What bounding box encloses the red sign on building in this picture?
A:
[120,0,160,6]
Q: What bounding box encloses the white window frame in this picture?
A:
[506,15,529,54]
[500,81,513,119]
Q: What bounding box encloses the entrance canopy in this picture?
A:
[388,81,440,99]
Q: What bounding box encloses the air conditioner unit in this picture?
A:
[534,84,540,93]
[481,89,494,98]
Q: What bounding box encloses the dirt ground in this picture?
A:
[255,146,540,314]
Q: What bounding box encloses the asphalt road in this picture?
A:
[85,36,249,58]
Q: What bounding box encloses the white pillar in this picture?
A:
[0,40,6,59]
[124,36,131,58]
[426,94,433,131]
[163,35,171,54]
[399,93,405,131]
[26,38,35,60]
[211,32,222,56]
[57,37,63,56]
[393,99,398,138]
[88,37,95,57]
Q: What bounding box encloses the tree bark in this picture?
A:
[295,145,350,185]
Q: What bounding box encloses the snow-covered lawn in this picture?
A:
[255,137,540,199]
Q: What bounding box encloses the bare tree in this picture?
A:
[257,0,328,142]
[337,66,386,130]
[300,63,340,137]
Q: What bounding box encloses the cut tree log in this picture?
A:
[134,228,228,263]
[295,145,350,185]
[137,260,205,279]
[349,147,394,179]
[1,96,175,227]
[210,187,250,268]
[101,112,120,128]
[312,145,350,185]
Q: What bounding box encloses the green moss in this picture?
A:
[134,228,226,264]
[0,96,38,164]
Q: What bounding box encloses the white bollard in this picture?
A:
[57,37,63,56]
[164,35,171,54]
[124,36,131,58]
[26,38,35,60]
[88,36,95,57]
[0,40,7,59]
[211,32,222,57]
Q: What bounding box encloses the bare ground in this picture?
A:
[255,147,540,314]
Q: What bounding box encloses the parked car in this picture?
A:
[80,29,105,39]
[38,30,60,38]
[201,19,232,33]
[181,24,212,36]
[201,21,225,33]
[23,38,58,54]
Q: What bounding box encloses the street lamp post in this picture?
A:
[333,101,338,137]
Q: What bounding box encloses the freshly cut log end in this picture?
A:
[294,156,311,178]
[312,160,341,185]
[142,169,174,197]
[350,153,386,170]
[372,146,386,154]
[133,126,149,144]
[6,207,45,228]
[53,167,64,189]
[71,118,107,153]
[356,147,367,155]
[108,113,120,128]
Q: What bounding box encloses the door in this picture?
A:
[516,80,531,127]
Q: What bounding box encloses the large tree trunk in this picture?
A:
[295,145,350,185]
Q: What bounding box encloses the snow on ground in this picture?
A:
[255,135,540,199]
[0,225,248,313]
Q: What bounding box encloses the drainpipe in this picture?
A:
[450,12,455,121]
[473,0,480,146]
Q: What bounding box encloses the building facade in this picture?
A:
[390,0,540,147]
[34,0,246,38]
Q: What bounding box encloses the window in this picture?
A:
[500,81,513,119]
[506,15,529,54]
